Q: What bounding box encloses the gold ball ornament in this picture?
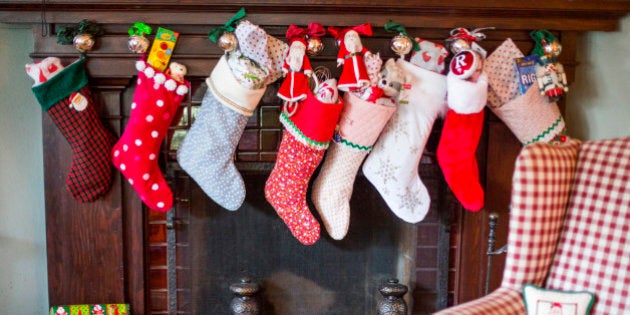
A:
[218,32,238,52]
[390,34,412,57]
[73,34,95,52]
[542,39,562,58]
[128,34,150,54]
[306,37,324,57]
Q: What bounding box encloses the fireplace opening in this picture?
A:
[147,81,453,314]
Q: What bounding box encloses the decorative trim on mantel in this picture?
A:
[1,1,629,31]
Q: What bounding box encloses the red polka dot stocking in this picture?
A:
[111,60,189,211]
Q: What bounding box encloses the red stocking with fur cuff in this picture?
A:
[437,72,488,212]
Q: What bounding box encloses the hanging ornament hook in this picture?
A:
[384,20,419,57]
[56,19,103,53]
[208,7,246,52]
[127,22,152,54]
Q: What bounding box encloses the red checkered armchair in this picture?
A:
[435,136,630,315]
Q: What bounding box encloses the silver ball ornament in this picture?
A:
[390,34,412,57]
[448,38,471,54]
[218,32,238,52]
[73,34,95,52]
[128,34,150,54]
[306,37,324,57]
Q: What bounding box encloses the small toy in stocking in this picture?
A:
[530,30,569,102]
[359,55,406,107]
[111,52,190,211]
[265,75,343,245]
[328,23,373,92]
[484,38,567,145]
[27,56,117,202]
[437,27,491,212]
[277,23,325,115]
[409,37,449,74]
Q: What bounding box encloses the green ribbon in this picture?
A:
[530,29,557,57]
[128,22,152,36]
[208,7,247,43]
[384,20,419,52]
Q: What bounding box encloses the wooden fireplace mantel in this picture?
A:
[1,1,630,31]
[2,1,629,314]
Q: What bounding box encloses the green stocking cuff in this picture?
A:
[32,56,88,111]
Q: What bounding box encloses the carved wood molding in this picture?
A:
[1,1,629,31]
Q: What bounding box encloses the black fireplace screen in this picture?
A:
[154,81,450,314]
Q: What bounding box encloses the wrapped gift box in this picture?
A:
[49,304,129,315]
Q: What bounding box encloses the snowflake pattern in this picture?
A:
[375,156,399,187]
[385,111,410,142]
[397,186,424,213]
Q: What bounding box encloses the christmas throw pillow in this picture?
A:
[522,284,595,315]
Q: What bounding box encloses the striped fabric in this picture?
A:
[546,137,630,315]
[435,139,580,314]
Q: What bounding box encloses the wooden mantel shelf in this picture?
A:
[1,1,630,31]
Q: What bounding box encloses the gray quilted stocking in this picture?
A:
[177,88,249,210]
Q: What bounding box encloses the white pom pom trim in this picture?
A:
[144,67,155,78]
[176,85,189,96]
[154,73,166,84]
[164,79,177,91]
[135,61,146,71]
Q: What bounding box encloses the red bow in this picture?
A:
[286,22,327,41]
[306,22,326,39]
[328,23,373,40]
[449,27,489,43]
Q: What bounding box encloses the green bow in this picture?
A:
[56,19,103,45]
[208,7,247,43]
[128,22,152,36]
[384,20,419,52]
[530,29,557,57]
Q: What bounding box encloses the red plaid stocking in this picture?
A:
[29,57,116,202]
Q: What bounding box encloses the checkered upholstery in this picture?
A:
[435,137,630,315]
[546,137,630,314]
[435,138,581,314]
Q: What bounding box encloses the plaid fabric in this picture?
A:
[546,137,630,315]
[435,139,580,314]
[501,139,580,289]
[47,86,116,202]
[435,287,525,314]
